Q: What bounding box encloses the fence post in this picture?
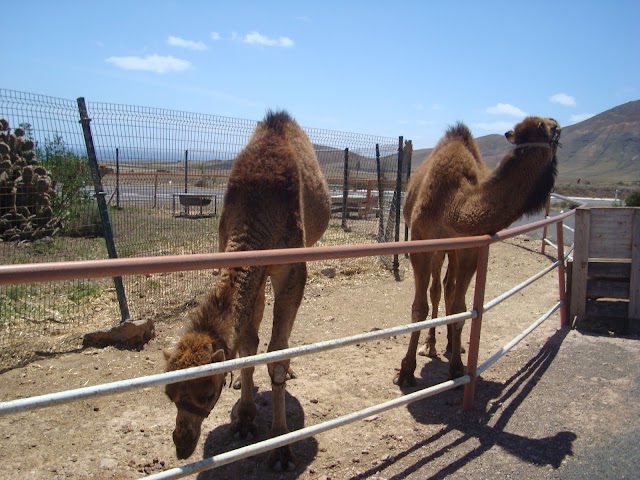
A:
[463,244,490,411]
[556,221,568,327]
[184,149,189,194]
[541,195,551,254]
[76,97,131,323]
[375,144,384,243]
[403,140,412,243]
[115,147,121,209]
[393,137,404,276]
[341,148,349,231]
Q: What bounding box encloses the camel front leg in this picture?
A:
[265,263,307,471]
[420,252,444,358]
[231,280,266,438]
[447,248,477,379]
[395,252,431,387]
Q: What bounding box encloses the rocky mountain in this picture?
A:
[410,100,640,185]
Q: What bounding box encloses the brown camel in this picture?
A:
[395,116,561,386]
[164,110,331,470]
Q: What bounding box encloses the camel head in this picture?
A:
[504,116,562,216]
[505,116,562,153]
[163,333,228,459]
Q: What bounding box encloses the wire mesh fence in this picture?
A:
[0,89,408,345]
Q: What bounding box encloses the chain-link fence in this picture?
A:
[1,89,409,345]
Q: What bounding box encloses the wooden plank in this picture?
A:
[586,279,630,299]
[585,299,629,319]
[588,261,632,279]
[630,209,640,320]
[570,207,590,322]
[588,209,634,258]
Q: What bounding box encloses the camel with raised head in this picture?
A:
[395,116,561,386]
[164,110,331,470]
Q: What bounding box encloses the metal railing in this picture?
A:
[0,208,575,479]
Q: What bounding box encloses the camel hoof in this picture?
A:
[268,445,296,471]
[448,365,466,380]
[445,344,466,354]
[230,419,258,439]
[418,344,437,358]
[233,378,242,390]
[393,370,416,387]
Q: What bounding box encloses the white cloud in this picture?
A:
[570,113,595,123]
[550,93,576,107]
[167,35,207,51]
[474,121,515,133]
[242,31,294,48]
[210,32,221,41]
[486,103,527,117]
[105,55,191,74]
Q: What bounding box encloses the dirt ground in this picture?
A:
[1,236,639,480]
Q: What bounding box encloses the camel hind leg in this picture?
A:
[446,248,478,379]
[265,262,307,471]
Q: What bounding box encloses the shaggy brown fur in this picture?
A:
[395,117,561,386]
[164,110,331,469]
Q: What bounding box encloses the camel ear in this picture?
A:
[212,349,226,363]
[163,348,174,361]
[505,130,516,144]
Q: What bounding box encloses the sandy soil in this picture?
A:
[1,236,639,480]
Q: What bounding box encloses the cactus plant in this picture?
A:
[0,118,60,241]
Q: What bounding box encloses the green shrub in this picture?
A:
[624,191,640,207]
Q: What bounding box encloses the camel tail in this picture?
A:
[262,109,295,134]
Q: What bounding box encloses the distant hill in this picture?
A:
[409,100,640,185]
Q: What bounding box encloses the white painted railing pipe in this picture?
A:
[143,375,471,480]
[477,302,561,376]
[0,311,472,416]
[483,260,561,312]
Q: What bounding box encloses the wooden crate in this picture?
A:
[569,207,640,333]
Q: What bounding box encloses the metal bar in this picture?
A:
[463,244,490,411]
[541,195,551,254]
[556,221,568,327]
[375,143,384,243]
[76,97,130,322]
[144,374,471,480]
[0,311,471,416]
[341,147,349,230]
[393,136,403,276]
[0,236,491,285]
[483,259,561,312]
[477,302,561,375]
[0,212,576,286]
[184,149,188,194]
[115,147,120,209]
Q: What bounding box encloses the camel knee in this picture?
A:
[268,361,289,386]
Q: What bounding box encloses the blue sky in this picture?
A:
[3,1,638,148]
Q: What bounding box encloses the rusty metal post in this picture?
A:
[463,244,490,411]
[541,195,551,254]
[556,221,568,327]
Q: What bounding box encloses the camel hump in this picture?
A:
[444,122,474,144]
[262,109,296,134]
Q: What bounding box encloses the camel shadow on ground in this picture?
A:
[196,388,317,479]
[353,327,576,479]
